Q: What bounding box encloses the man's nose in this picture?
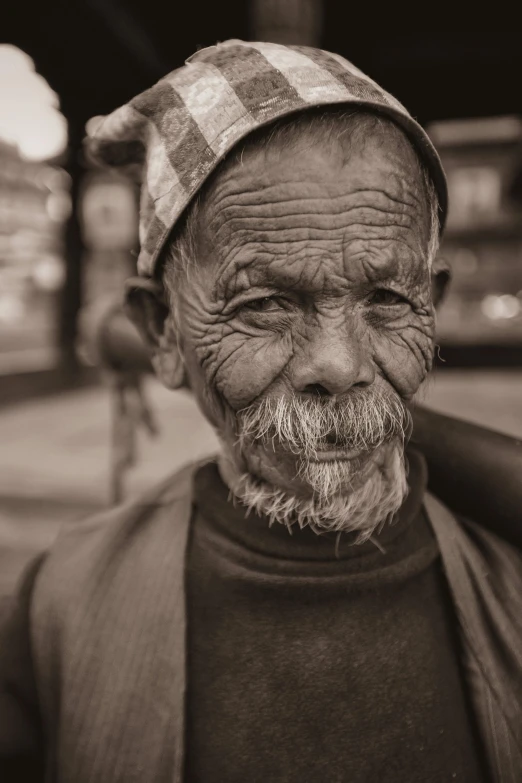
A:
[290,322,375,396]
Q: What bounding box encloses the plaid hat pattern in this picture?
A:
[87,39,448,278]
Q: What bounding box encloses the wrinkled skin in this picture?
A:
[134,123,439,495]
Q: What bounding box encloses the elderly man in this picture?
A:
[1,40,521,783]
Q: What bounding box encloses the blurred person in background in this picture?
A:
[1,40,521,783]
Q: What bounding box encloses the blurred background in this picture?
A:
[1,4,522,589]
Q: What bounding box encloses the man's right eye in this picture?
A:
[241,296,284,313]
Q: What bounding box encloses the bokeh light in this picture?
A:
[0,44,68,161]
[481,294,521,321]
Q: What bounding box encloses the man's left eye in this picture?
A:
[368,289,409,307]
[241,296,284,313]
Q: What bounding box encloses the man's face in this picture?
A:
[167,124,434,495]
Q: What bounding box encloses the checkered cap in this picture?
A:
[87,39,447,278]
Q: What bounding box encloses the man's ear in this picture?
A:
[124,277,186,389]
[431,255,451,309]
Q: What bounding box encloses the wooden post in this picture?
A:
[249,0,323,46]
[59,117,85,372]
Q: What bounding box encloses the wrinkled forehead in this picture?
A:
[194,113,433,274]
[202,108,427,199]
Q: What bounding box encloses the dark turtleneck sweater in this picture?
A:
[185,451,487,783]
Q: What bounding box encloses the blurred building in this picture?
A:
[429,116,522,351]
[0,140,70,374]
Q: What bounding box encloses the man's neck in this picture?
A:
[194,449,428,560]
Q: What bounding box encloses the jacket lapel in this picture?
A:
[107,465,194,783]
[425,493,522,782]
[34,463,196,783]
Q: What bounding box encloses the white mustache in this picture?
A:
[237,387,411,460]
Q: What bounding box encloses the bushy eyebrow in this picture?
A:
[215,243,425,302]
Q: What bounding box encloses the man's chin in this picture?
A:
[247,443,388,499]
[224,441,408,540]
[300,452,378,499]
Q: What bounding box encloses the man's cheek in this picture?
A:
[372,327,434,399]
[212,332,293,409]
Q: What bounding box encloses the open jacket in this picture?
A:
[8,460,517,783]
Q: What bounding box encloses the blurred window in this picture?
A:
[447,167,502,227]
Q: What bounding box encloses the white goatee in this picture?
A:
[220,387,411,543]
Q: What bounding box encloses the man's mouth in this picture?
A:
[309,443,376,462]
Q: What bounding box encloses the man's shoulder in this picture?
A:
[57,459,198,543]
[34,459,211,611]
[25,461,212,732]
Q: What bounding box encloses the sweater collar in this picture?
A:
[193,449,428,561]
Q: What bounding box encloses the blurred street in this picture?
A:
[0,369,521,593]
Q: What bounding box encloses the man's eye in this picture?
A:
[241,296,283,313]
[368,289,409,307]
